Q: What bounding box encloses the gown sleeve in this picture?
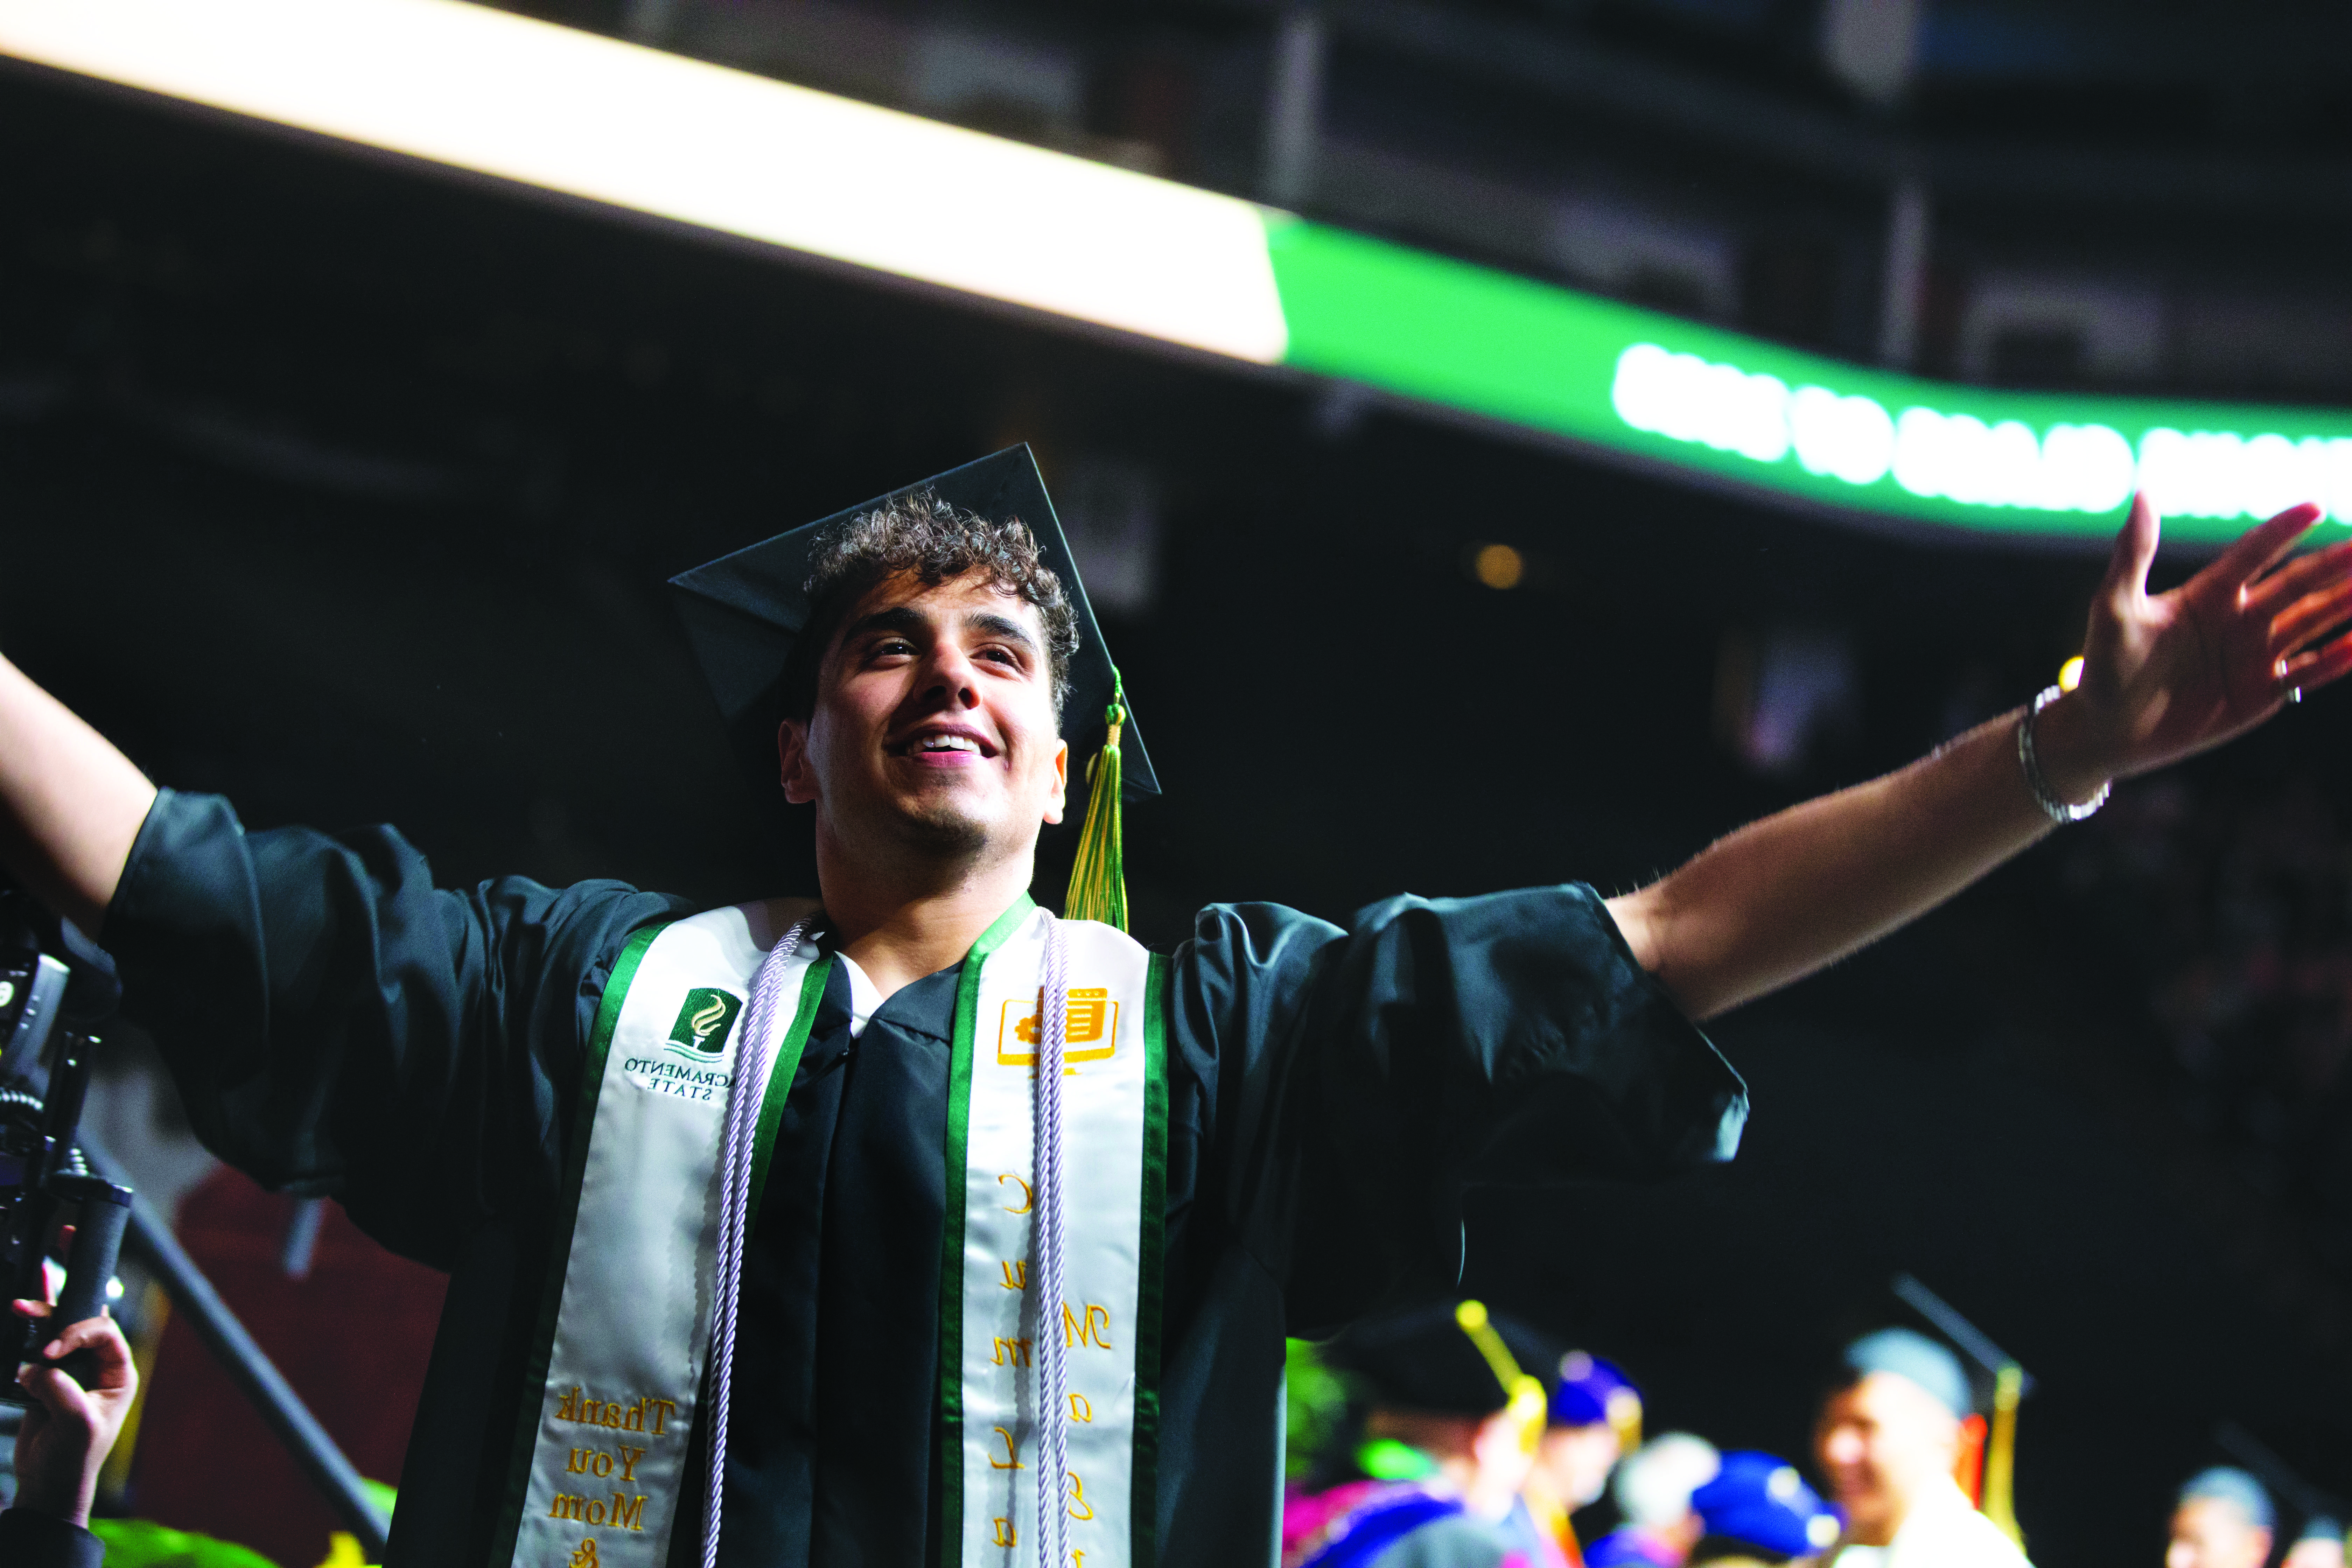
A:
[97,788,691,1267]
[1167,885,1747,1334]
[0,1508,105,1568]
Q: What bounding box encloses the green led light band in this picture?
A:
[1264,217,2352,544]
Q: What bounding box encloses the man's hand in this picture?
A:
[2035,496,2352,801]
[10,1298,139,1527]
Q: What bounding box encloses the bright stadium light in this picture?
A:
[8,0,2352,544]
[0,0,1291,364]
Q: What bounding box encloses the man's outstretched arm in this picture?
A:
[0,655,157,934]
[1609,495,2352,1021]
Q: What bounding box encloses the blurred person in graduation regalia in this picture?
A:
[1283,1301,1563,1568]
[2167,1469,2275,1568]
[1588,1434,1719,1568]
[1815,1331,2030,1568]
[2286,1516,2347,1568]
[1525,1352,1643,1566]
[1,466,2346,1568]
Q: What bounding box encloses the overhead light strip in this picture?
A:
[3,0,2345,543]
[0,0,1290,365]
[1264,222,2352,544]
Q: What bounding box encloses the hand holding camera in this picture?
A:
[10,1284,138,1528]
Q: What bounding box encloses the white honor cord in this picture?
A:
[1034,916,1071,1568]
[700,917,810,1568]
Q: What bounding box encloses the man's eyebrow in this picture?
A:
[840,604,928,643]
[964,610,1038,651]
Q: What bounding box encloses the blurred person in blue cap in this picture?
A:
[1816,1330,2030,1568]
[1588,1434,1720,1568]
[1526,1352,1644,1566]
[1284,1301,1565,1568]
[2286,1516,2346,1568]
[1688,1451,1843,1567]
[2168,1469,2274,1568]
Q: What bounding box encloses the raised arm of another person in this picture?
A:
[1608,496,2352,1020]
[0,655,157,933]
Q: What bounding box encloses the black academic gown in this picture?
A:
[0,1509,104,1568]
[103,789,1746,1568]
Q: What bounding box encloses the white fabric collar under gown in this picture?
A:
[1826,1478,2035,1568]
[838,951,884,1038]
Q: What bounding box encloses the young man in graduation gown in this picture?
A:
[1,447,2349,1568]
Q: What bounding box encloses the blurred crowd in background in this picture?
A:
[1280,1303,2346,1568]
[2066,775,2352,1293]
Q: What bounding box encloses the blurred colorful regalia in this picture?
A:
[1587,1434,1722,1568]
[1284,1479,1479,1568]
[1528,1351,1644,1567]
[1284,1301,1568,1568]
[1691,1450,1844,1563]
[1586,1524,1688,1568]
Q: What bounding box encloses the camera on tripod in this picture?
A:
[0,895,134,1399]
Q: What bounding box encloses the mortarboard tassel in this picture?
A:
[1063,669,1128,931]
[1979,1364,2025,1547]
[1454,1301,1551,1454]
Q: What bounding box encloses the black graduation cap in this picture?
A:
[667,445,1157,896]
[1887,1273,2035,1407]
[1324,1301,1559,1417]
[1884,1273,2031,1545]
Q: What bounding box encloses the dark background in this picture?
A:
[3,38,2349,1566]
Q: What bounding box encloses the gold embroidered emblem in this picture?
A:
[997,988,1117,1067]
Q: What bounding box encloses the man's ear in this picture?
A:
[1040,739,1070,826]
[778,718,819,805]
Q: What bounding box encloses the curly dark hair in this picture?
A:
[780,489,1079,722]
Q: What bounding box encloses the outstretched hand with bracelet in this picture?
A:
[1606,494,2352,1022]
[2061,494,2352,785]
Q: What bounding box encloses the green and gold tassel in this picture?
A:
[1063,668,1128,931]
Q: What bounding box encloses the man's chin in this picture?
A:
[1836,1491,1894,1537]
[889,799,994,859]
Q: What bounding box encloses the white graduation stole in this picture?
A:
[949,903,1160,1568]
[489,897,1166,1568]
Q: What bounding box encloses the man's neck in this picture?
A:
[815,839,1036,1001]
[1853,1473,1966,1548]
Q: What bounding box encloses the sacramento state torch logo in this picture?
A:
[665,988,743,1058]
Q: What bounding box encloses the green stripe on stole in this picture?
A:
[491,899,826,1568]
[499,899,1165,1568]
[944,905,1161,1568]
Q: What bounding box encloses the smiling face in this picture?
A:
[1814,1373,1961,1546]
[779,568,1068,881]
[2169,1501,2274,1568]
